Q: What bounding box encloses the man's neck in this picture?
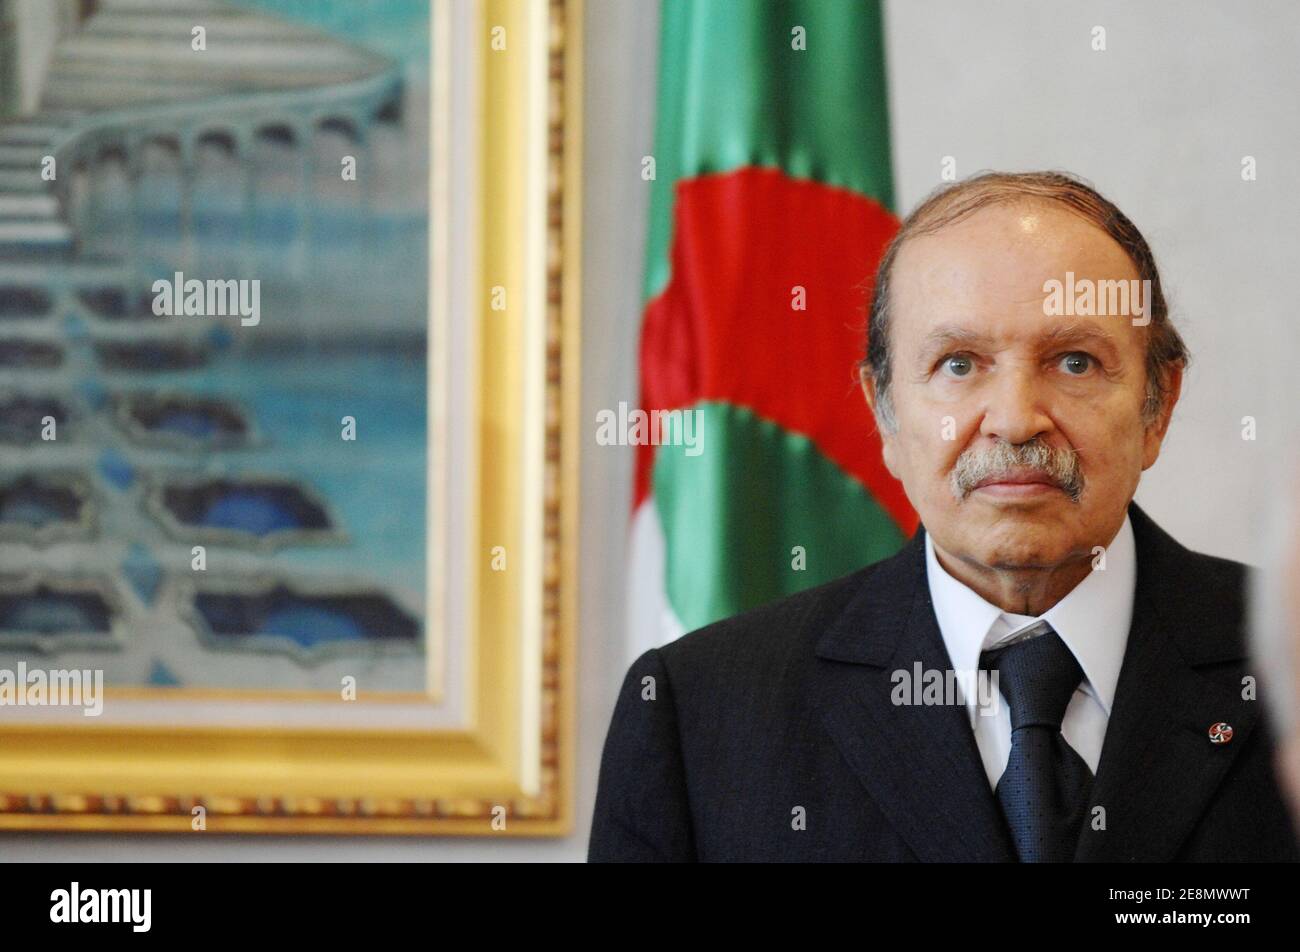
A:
[930,542,1094,617]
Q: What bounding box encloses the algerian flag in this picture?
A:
[629,0,918,658]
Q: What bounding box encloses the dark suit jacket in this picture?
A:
[589,503,1300,861]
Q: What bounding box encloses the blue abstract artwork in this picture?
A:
[0,0,429,691]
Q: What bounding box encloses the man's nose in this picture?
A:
[978,367,1052,445]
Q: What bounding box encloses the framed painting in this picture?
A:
[0,0,579,834]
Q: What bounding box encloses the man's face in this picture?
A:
[866,202,1179,575]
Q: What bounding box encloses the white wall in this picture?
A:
[5,0,1295,861]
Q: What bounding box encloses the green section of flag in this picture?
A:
[652,400,907,632]
[644,0,895,301]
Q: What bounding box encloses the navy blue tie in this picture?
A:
[980,625,1094,862]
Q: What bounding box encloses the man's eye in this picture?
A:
[1059,352,1093,375]
[941,355,974,378]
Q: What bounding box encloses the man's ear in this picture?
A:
[1141,363,1183,470]
[859,364,882,426]
[859,366,901,477]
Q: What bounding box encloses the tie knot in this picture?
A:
[980,624,1083,731]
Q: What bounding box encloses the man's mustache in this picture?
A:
[950,439,1085,502]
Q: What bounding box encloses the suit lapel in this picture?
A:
[811,502,1254,863]
[812,529,1016,862]
[1075,503,1258,861]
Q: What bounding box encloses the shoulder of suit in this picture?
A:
[1185,547,1251,585]
[1131,504,1253,596]
[1146,526,1251,609]
[1132,518,1254,665]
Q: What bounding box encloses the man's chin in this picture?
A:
[948,503,1078,566]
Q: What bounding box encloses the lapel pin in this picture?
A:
[1208,722,1234,744]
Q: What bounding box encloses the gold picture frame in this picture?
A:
[0,0,580,836]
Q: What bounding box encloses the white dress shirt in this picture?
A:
[924,515,1136,789]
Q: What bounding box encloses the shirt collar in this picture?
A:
[925,514,1136,717]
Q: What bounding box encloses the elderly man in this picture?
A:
[589,171,1300,862]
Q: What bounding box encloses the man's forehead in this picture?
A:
[893,201,1139,289]
[888,203,1144,343]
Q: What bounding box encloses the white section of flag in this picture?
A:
[626,497,686,665]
